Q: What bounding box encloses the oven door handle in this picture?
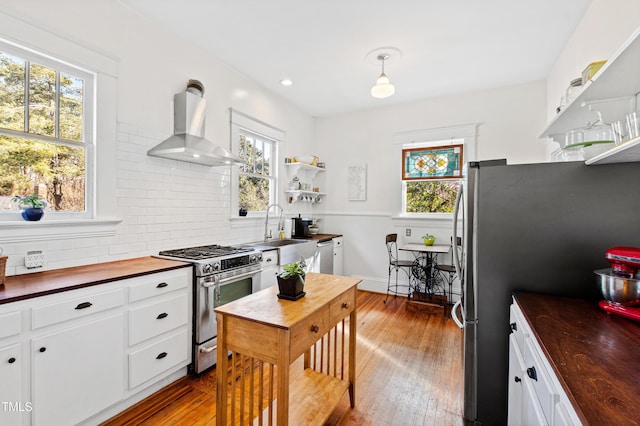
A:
[218,270,260,286]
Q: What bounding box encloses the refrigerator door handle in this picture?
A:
[451,299,464,329]
[452,181,463,278]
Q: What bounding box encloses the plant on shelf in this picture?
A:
[277,259,306,300]
[12,194,47,221]
[422,233,436,246]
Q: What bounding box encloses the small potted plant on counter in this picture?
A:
[422,233,436,246]
[277,259,306,300]
[12,194,47,221]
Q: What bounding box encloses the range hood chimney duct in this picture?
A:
[147,80,244,166]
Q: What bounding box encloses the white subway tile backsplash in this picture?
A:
[3,122,266,277]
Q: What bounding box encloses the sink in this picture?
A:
[247,239,308,248]
[243,239,317,266]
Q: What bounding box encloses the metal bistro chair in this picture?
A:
[435,236,463,306]
[384,233,414,304]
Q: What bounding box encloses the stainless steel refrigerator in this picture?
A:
[450,159,640,425]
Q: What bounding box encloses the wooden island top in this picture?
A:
[215,272,360,328]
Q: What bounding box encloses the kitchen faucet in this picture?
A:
[264,203,283,241]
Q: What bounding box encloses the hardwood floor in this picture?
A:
[102,291,464,425]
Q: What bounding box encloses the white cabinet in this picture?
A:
[0,343,25,426]
[0,264,192,426]
[32,314,124,426]
[259,249,278,290]
[333,237,343,275]
[285,163,326,204]
[508,299,581,426]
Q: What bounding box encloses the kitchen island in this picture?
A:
[215,272,360,425]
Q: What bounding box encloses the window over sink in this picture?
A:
[230,110,284,217]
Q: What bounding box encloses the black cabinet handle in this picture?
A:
[75,301,93,310]
[156,282,168,288]
[526,366,537,381]
[509,322,517,333]
[514,376,521,383]
[8,357,16,364]
[39,347,46,353]
[156,352,168,360]
[310,325,319,333]
[342,302,350,309]
[156,312,168,320]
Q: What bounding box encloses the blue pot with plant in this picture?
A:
[12,195,47,221]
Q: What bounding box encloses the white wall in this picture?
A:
[0,1,314,275]
[313,80,548,293]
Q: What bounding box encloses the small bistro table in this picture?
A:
[399,243,451,311]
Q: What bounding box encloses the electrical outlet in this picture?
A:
[25,250,45,269]
[405,228,411,237]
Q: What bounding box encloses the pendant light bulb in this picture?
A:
[371,53,395,99]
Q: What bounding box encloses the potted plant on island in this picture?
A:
[12,194,47,221]
[422,233,436,246]
[277,260,306,300]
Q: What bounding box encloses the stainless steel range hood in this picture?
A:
[147,82,244,166]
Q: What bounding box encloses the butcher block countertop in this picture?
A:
[514,292,640,425]
[0,257,191,305]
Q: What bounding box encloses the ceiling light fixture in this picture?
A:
[280,79,293,86]
[371,53,395,99]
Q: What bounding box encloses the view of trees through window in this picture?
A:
[405,180,460,213]
[0,49,86,212]
[238,132,274,212]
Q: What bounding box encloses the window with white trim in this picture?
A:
[402,140,462,214]
[393,125,477,217]
[0,39,94,218]
[230,110,284,216]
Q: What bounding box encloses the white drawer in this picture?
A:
[261,250,278,266]
[524,338,557,424]
[129,293,188,346]
[0,311,22,339]
[128,269,190,303]
[32,288,125,330]
[128,329,189,389]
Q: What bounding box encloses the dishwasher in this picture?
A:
[317,240,334,274]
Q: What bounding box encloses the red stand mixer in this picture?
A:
[595,246,640,322]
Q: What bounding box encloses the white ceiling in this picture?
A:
[122,0,592,117]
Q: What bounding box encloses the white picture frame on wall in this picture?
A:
[348,164,367,201]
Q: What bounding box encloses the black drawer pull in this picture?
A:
[39,347,46,353]
[8,357,16,364]
[156,312,168,320]
[526,366,537,381]
[509,322,517,333]
[310,325,319,333]
[342,302,350,309]
[156,352,168,360]
[514,376,521,383]
[75,301,93,310]
[156,282,168,288]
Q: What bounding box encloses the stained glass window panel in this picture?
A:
[402,144,463,180]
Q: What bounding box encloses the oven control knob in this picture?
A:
[250,254,257,264]
[202,264,213,274]
[212,262,220,271]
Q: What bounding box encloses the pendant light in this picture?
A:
[371,53,395,98]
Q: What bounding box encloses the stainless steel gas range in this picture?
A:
[156,244,262,373]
